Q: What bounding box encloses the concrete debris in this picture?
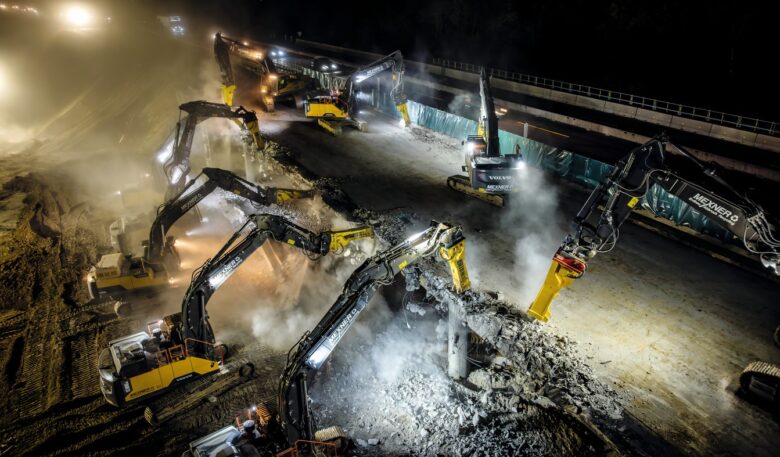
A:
[310,265,623,456]
[423,270,624,422]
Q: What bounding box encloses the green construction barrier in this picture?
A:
[373,95,734,242]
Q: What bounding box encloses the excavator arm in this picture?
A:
[213,32,278,111]
[528,135,780,321]
[213,32,237,107]
[278,221,470,446]
[180,214,373,345]
[145,167,314,263]
[161,101,262,198]
[345,50,409,125]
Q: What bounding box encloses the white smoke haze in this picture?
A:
[503,165,565,306]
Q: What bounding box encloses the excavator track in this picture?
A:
[739,360,780,405]
[144,359,256,426]
[447,175,505,207]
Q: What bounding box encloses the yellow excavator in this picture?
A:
[182,221,469,456]
[98,213,373,413]
[214,32,313,112]
[88,168,313,305]
[525,134,780,407]
[447,67,524,207]
[303,50,411,135]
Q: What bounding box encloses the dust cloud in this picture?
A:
[503,166,563,306]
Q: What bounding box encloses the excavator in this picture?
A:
[160,100,262,199]
[303,50,411,135]
[214,32,312,112]
[524,134,780,405]
[98,213,373,413]
[87,168,314,308]
[182,221,470,457]
[447,67,524,207]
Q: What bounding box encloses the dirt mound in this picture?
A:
[0,174,97,311]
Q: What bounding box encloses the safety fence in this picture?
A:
[370,86,733,241]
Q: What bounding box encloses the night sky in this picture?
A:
[119,1,780,120]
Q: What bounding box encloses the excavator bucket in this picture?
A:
[527,250,586,322]
[439,236,471,293]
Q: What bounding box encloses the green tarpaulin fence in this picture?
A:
[372,91,733,242]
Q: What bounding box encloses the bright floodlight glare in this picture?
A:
[306,341,333,369]
[398,118,406,128]
[63,5,93,27]
[516,161,527,170]
[156,139,174,164]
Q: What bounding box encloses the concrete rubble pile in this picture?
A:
[309,260,624,456]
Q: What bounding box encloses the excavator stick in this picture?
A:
[527,250,586,322]
[439,236,471,293]
[327,226,374,253]
[446,175,505,207]
[272,188,316,204]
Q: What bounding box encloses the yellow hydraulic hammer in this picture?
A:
[440,236,471,293]
[527,250,586,322]
[327,226,375,253]
[221,84,237,107]
[273,189,316,205]
[396,102,411,127]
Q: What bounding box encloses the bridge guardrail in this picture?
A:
[431,57,777,137]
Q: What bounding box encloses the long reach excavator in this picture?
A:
[525,134,780,407]
[304,50,411,135]
[183,221,470,457]
[98,213,373,423]
[87,168,313,305]
[447,67,523,207]
[214,32,312,112]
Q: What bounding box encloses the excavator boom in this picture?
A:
[162,101,262,198]
[146,167,314,263]
[99,213,373,410]
[279,221,469,446]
